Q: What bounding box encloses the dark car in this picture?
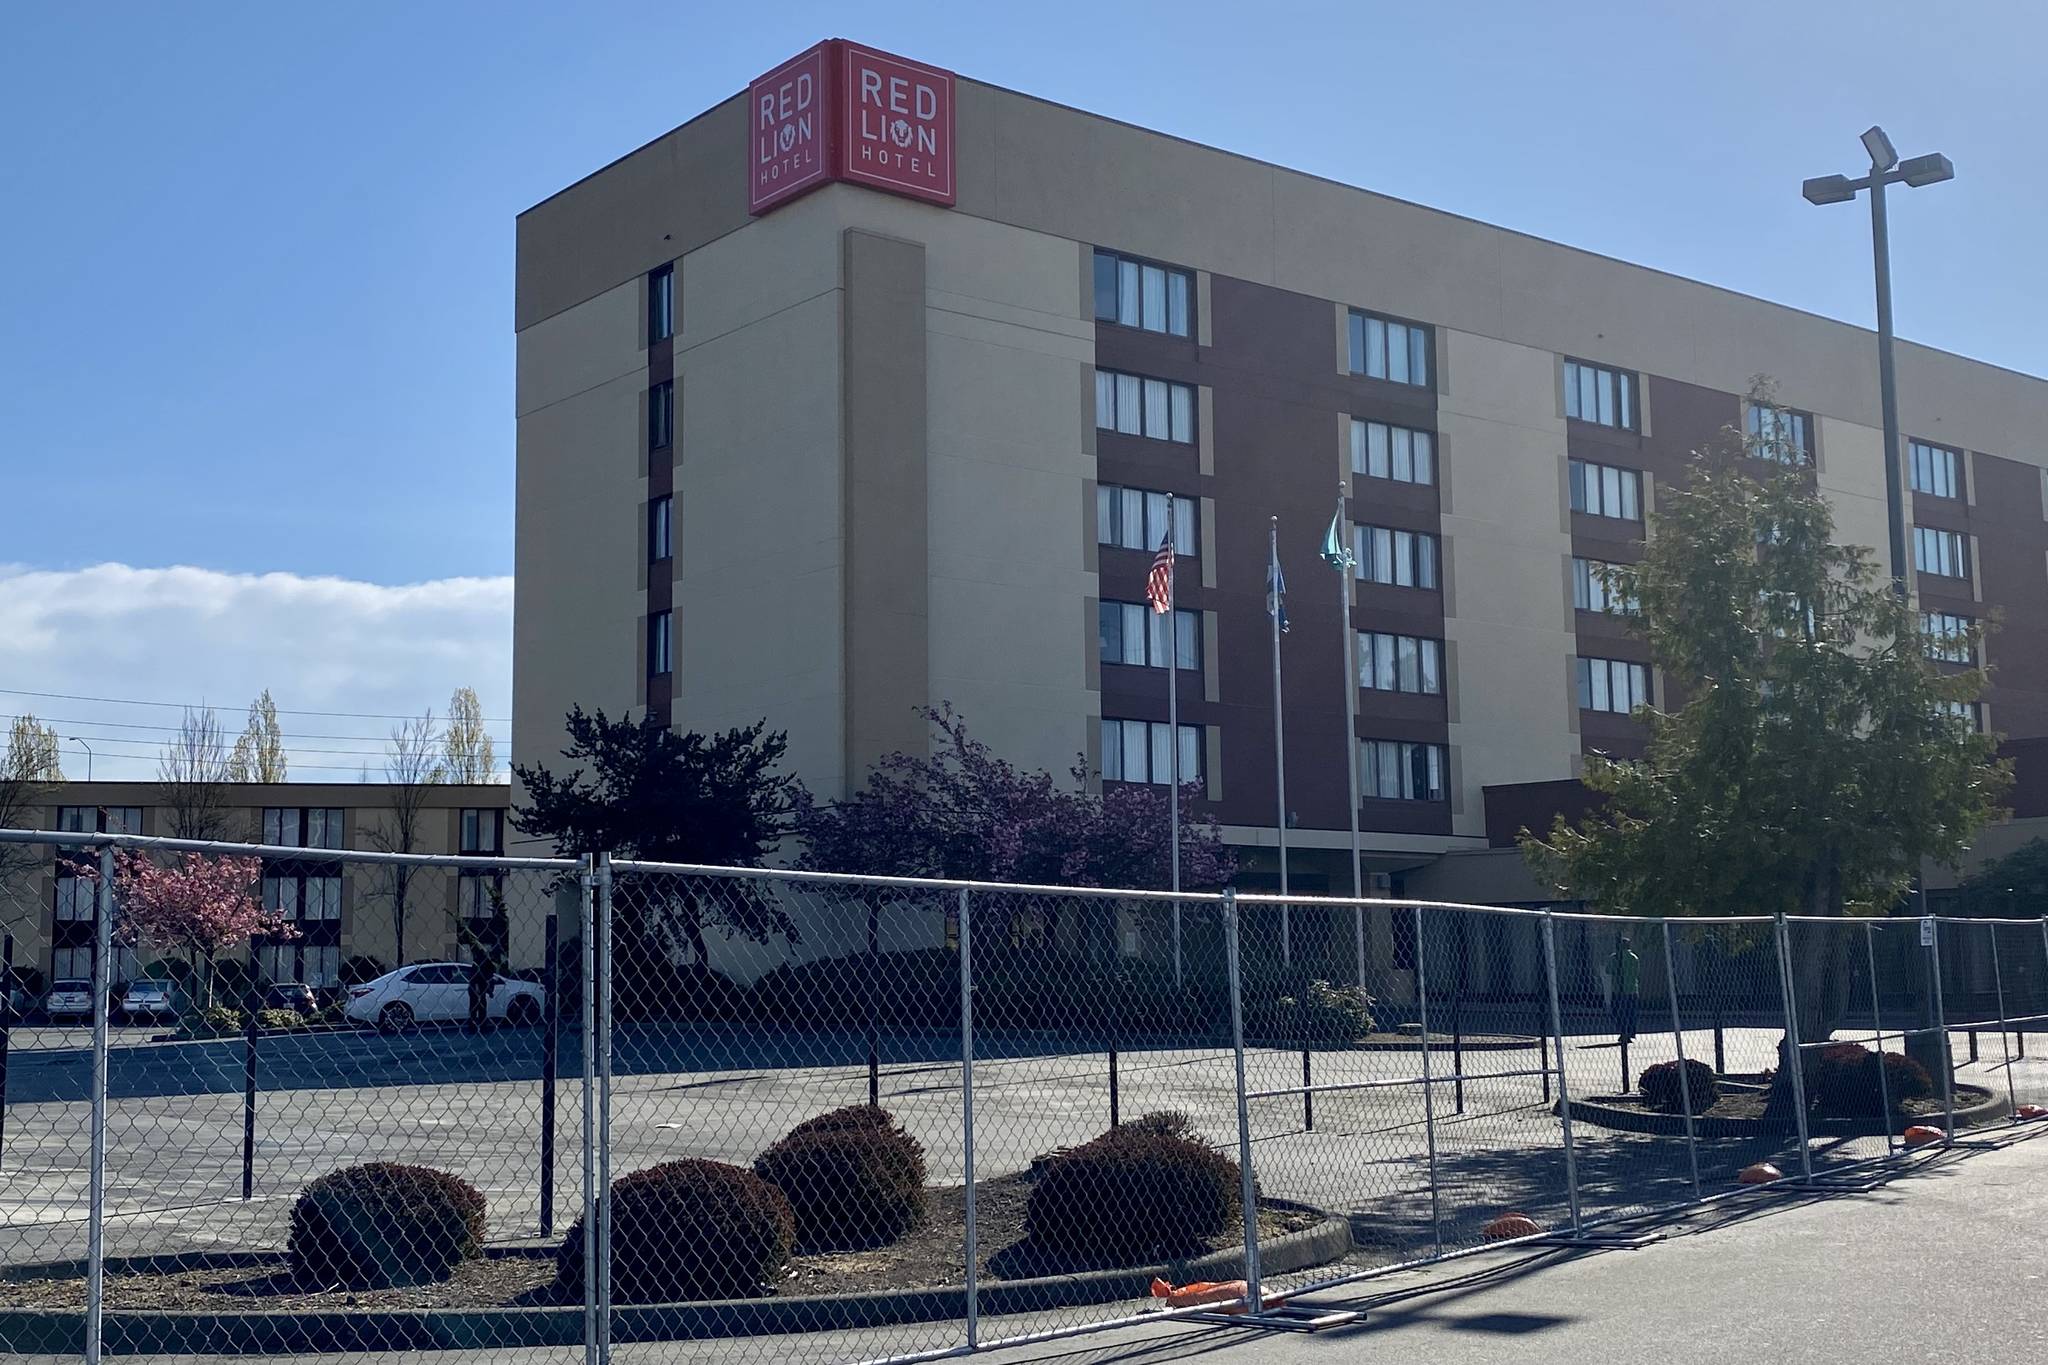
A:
[263,982,318,1017]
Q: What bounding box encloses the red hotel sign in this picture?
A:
[748,40,956,215]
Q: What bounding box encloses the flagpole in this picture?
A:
[1166,493,1182,988]
[1336,484,1365,988]
[1269,516,1290,966]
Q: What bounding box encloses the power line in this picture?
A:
[4,714,507,744]
[0,687,510,724]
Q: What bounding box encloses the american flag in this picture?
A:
[1146,527,1175,615]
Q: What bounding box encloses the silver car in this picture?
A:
[121,980,177,1023]
[43,979,94,1022]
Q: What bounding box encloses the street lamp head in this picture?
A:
[1899,151,1955,188]
[1861,125,1899,172]
[1802,174,1857,206]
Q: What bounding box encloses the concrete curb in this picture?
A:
[0,1206,1351,1355]
[1560,1082,2008,1138]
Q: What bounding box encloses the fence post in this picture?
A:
[242,940,259,1202]
[1988,924,2018,1117]
[1713,995,1726,1077]
[1414,905,1442,1256]
[1928,917,1956,1142]
[594,854,615,1364]
[1223,889,1263,1313]
[541,910,559,1238]
[1540,912,1582,1234]
[1863,922,1894,1155]
[1770,914,1813,1182]
[577,855,599,1365]
[1452,982,1466,1116]
[866,899,881,1108]
[1660,920,1700,1199]
[958,888,978,1350]
[86,842,114,1365]
[1,933,12,1172]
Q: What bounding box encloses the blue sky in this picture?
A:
[2,0,2043,778]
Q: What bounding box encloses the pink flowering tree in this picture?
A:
[111,852,294,1011]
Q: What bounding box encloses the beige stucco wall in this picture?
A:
[1436,330,1583,838]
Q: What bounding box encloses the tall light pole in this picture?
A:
[68,737,93,782]
[1802,126,1954,599]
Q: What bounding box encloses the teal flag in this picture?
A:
[1319,504,1352,570]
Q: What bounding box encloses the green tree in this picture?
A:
[2,715,63,888]
[227,690,288,783]
[442,686,497,783]
[512,709,802,1006]
[1951,839,2048,919]
[1521,389,2008,1097]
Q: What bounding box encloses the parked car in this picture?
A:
[344,963,546,1032]
[120,980,178,1024]
[263,982,318,1018]
[43,979,95,1022]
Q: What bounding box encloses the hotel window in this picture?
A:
[459,808,505,856]
[1569,459,1643,521]
[1096,484,1197,555]
[1100,719,1204,786]
[263,807,344,849]
[649,495,673,563]
[648,610,673,676]
[1909,440,1961,498]
[647,263,674,345]
[56,806,142,835]
[1350,419,1435,486]
[648,380,674,451]
[1361,739,1446,802]
[1576,657,1652,714]
[1573,557,1637,614]
[1093,249,1191,337]
[1347,310,1432,387]
[1358,632,1443,695]
[1913,526,1970,580]
[1564,360,1637,429]
[1353,524,1440,589]
[1099,602,1200,671]
[1940,699,1983,732]
[262,873,341,923]
[1748,403,1812,464]
[1921,612,1976,664]
[1095,368,1194,443]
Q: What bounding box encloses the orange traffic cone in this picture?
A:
[1483,1213,1543,1240]
[1902,1125,1945,1148]
[1737,1162,1783,1184]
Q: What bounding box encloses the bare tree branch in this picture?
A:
[361,711,445,964]
[156,706,233,840]
[226,690,287,783]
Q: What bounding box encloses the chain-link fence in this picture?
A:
[4,828,2046,1363]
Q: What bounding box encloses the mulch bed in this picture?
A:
[1600,1090,1952,1123]
[0,1173,1316,1312]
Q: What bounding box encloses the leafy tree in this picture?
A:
[6,715,63,782]
[512,708,803,981]
[361,712,444,964]
[796,704,1235,888]
[2,716,62,887]
[111,851,294,1012]
[156,706,234,839]
[1522,390,2008,1099]
[442,687,497,783]
[1951,839,2048,919]
[226,690,287,783]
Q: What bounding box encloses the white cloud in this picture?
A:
[0,564,511,782]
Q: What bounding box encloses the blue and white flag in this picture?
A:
[1266,540,1289,634]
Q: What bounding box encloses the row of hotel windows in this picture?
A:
[1098,718,1448,803]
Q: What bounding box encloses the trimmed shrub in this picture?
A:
[1120,1110,1202,1143]
[256,1008,306,1032]
[557,1160,793,1303]
[1811,1041,1935,1117]
[190,1006,244,1038]
[1026,1120,1241,1264]
[1639,1058,1719,1113]
[754,1106,927,1250]
[289,1163,485,1288]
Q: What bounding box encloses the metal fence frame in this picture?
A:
[3,828,2046,1365]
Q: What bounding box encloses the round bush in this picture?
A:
[1026,1119,1241,1264]
[289,1163,485,1288]
[557,1160,794,1303]
[1639,1059,1719,1113]
[1811,1041,1934,1117]
[754,1106,928,1251]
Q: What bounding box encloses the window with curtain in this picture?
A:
[1920,611,1976,664]
[1096,484,1197,554]
[1347,310,1432,387]
[1913,525,1970,579]
[1099,719,1204,785]
[648,380,674,451]
[1359,739,1446,801]
[1357,632,1443,694]
[1352,524,1440,588]
[1909,440,1961,498]
[1747,403,1812,464]
[1575,657,1652,714]
[1568,459,1643,520]
[1573,557,1638,614]
[646,263,674,344]
[1563,359,1637,429]
[1095,368,1194,443]
[1350,419,1435,485]
[648,611,674,675]
[1092,249,1192,337]
[1099,602,1200,670]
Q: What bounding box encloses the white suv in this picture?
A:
[343,963,546,1032]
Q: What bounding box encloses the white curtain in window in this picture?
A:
[1167,272,1189,336]
[1095,370,1116,430]
[1122,722,1149,784]
[1100,719,1122,781]
[1387,323,1410,384]
[1141,265,1166,331]
[1177,725,1201,786]
[1169,384,1192,443]
[1142,379,1169,437]
[1118,260,1140,327]
[1149,722,1174,786]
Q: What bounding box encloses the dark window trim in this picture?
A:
[647,263,675,346]
[648,380,674,453]
[648,494,673,564]
[1562,358,1640,432]
[1346,308,1435,388]
[1092,247,1195,338]
[647,610,674,677]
